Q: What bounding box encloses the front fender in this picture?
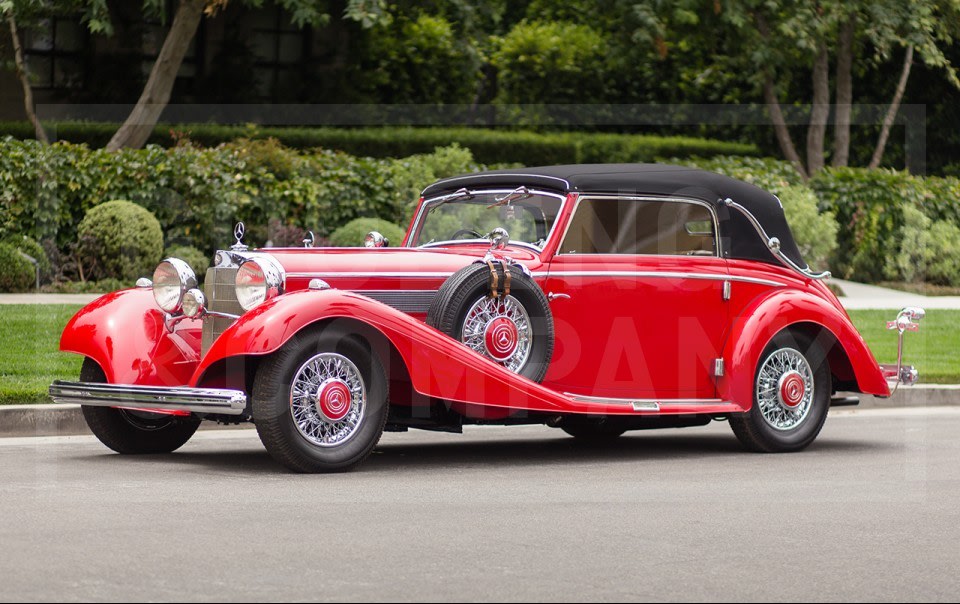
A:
[60,288,202,385]
[192,289,583,414]
[721,289,889,407]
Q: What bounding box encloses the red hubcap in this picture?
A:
[484,317,519,362]
[316,379,352,422]
[778,371,806,408]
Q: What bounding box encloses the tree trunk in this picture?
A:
[106,0,206,151]
[807,42,830,174]
[754,12,807,180]
[763,75,809,181]
[832,17,855,167]
[7,13,49,145]
[869,46,914,169]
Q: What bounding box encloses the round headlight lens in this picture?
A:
[182,288,205,318]
[236,261,266,311]
[235,257,285,311]
[152,258,197,313]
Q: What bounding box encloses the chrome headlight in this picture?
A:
[152,258,197,313]
[235,257,285,311]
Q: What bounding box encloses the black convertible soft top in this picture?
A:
[421,164,807,269]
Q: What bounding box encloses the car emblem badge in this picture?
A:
[231,221,248,251]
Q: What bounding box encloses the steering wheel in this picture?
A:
[451,228,483,240]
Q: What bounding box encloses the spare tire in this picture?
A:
[427,261,554,382]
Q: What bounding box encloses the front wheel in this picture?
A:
[79,358,201,454]
[252,326,388,473]
[729,331,831,452]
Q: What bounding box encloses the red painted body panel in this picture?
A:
[542,254,729,398]
[59,289,202,386]
[192,289,748,416]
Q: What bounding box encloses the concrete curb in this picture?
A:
[1,385,957,438]
[0,404,252,438]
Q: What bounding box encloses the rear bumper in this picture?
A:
[880,364,919,387]
[49,381,247,416]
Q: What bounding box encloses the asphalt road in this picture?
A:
[1,407,959,602]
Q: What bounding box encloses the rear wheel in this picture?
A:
[79,358,201,454]
[252,326,388,473]
[729,331,831,452]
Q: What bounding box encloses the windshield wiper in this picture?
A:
[429,187,475,212]
[486,186,531,208]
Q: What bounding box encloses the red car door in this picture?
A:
[541,196,730,400]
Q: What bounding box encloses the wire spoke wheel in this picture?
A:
[290,352,366,447]
[460,294,533,373]
[755,347,815,431]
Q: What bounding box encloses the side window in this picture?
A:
[558,198,717,256]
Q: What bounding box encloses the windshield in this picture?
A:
[411,191,564,249]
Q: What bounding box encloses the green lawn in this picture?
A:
[0,304,957,405]
[846,309,959,384]
[0,305,84,404]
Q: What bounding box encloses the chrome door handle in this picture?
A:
[547,292,571,302]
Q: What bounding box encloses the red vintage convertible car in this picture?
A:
[51,164,923,472]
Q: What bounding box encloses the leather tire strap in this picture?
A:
[501,260,511,297]
[485,260,499,298]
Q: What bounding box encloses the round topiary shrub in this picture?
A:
[0,242,36,292]
[165,245,211,278]
[77,200,164,281]
[2,234,52,283]
[329,218,406,248]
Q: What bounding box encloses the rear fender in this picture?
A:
[59,289,202,385]
[721,289,889,407]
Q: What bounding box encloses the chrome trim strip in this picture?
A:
[419,239,545,255]
[556,194,722,258]
[723,197,831,280]
[534,271,784,288]
[49,381,247,416]
[565,392,734,407]
[287,272,455,279]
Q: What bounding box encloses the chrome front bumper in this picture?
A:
[49,381,247,416]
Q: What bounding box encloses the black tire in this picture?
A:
[252,326,388,473]
[427,262,554,382]
[79,358,201,454]
[729,331,832,453]
[560,417,626,443]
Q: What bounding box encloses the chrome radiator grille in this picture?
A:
[201,266,243,355]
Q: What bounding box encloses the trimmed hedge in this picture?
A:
[810,167,960,283]
[0,137,480,257]
[164,245,211,277]
[0,242,36,292]
[329,218,406,247]
[77,200,164,281]
[2,234,51,283]
[0,122,759,165]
